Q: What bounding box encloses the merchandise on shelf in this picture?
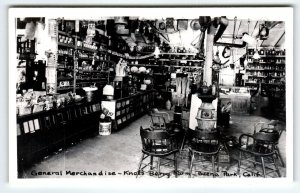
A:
[245,47,285,97]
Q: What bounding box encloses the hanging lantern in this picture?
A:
[259,23,269,40]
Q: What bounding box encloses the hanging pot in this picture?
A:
[190,19,201,31]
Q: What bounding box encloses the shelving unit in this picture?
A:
[245,48,286,97]
[56,29,115,93]
[101,90,156,131]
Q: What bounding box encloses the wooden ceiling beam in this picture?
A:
[274,31,285,47]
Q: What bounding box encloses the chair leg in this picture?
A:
[188,150,191,167]
[216,154,219,172]
[150,155,153,170]
[174,153,178,178]
[189,152,195,178]
[180,132,187,153]
[253,156,257,168]
[275,146,285,168]
[212,155,215,178]
[157,157,161,178]
[261,156,266,178]
[272,155,281,177]
[237,151,242,177]
[136,153,145,178]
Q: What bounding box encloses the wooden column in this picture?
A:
[203,25,217,86]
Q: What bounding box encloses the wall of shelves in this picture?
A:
[56,28,115,94]
[245,48,286,97]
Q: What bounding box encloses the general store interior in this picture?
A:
[15,14,287,178]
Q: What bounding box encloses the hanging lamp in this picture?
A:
[154,46,160,58]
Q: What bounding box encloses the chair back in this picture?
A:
[253,130,280,153]
[255,129,280,143]
[140,127,178,154]
[150,113,168,130]
[187,129,220,153]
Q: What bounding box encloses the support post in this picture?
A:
[203,25,217,86]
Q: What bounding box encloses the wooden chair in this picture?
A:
[187,129,221,178]
[137,127,179,178]
[254,120,285,167]
[149,111,170,130]
[237,130,281,178]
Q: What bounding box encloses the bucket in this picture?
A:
[99,122,111,136]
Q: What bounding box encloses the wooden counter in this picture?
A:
[17,100,102,171]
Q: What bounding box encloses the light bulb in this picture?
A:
[244,59,248,66]
[253,51,260,59]
[154,46,160,58]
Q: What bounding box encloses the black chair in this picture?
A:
[149,111,170,130]
[253,120,285,168]
[259,123,286,168]
[137,127,179,178]
[237,130,281,178]
[187,129,221,178]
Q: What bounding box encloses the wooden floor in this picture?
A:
[19,113,286,178]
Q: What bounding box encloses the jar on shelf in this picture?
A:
[259,49,265,55]
[271,48,276,55]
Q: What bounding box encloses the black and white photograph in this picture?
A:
[8,7,293,182]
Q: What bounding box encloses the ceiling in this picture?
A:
[218,19,285,48]
[121,17,285,52]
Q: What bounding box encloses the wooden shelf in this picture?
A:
[77,57,115,64]
[78,69,110,73]
[247,75,284,79]
[79,46,98,53]
[246,68,285,72]
[248,55,285,58]
[77,78,107,81]
[57,66,74,71]
[127,64,163,67]
[262,83,285,86]
[57,77,73,81]
[57,86,74,91]
[172,65,203,68]
[153,73,166,76]
[160,52,197,56]
[58,42,75,49]
[247,62,285,65]
[58,30,81,39]
[247,75,267,78]
[159,58,204,62]
[57,53,73,57]
[127,64,202,68]
[245,82,284,86]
